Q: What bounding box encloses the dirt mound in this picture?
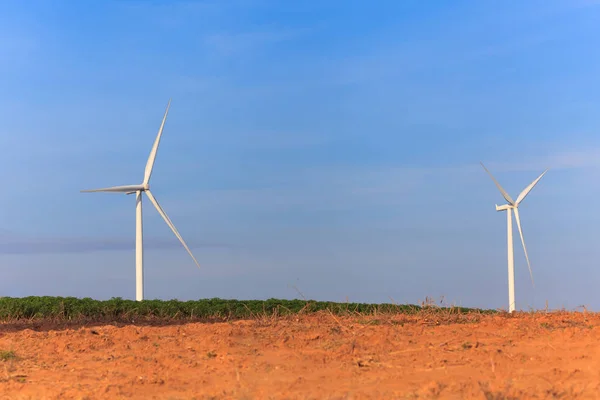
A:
[1,311,598,399]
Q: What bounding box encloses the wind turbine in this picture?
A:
[81,99,200,301]
[480,162,548,313]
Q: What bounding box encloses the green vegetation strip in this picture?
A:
[0,296,496,321]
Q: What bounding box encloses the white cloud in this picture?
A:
[483,146,600,172]
[202,27,314,57]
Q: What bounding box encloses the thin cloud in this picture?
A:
[0,234,230,255]
[483,147,600,173]
[203,27,314,57]
[155,143,600,218]
[0,33,36,56]
[473,35,554,59]
[573,0,600,7]
[219,130,332,150]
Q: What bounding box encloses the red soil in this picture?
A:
[1,311,599,399]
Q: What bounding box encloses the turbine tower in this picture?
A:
[81,99,200,301]
[480,162,548,313]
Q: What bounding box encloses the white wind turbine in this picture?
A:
[480,162,548,313]
[81,99,200,301]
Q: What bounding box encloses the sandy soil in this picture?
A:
[1,311,599,399]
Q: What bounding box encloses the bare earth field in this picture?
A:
[1,311,600,399]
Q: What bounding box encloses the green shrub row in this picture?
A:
[0,296,495,321]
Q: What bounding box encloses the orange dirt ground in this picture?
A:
[1,311,599,399]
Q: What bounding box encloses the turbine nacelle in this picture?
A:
[495,204,513,212]
[125,183,149,195]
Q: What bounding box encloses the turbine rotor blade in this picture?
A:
[480,162,514,205]
[513,207,534,287]
[143,99,171,185]
[145,190,201,269]
[81,184,145,193]
[515,169,548,205]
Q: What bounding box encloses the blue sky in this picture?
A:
[1,0,600,311]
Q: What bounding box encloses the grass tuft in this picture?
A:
[0,350,17,361]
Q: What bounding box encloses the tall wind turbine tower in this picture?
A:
[81,99,200,301]
[480,162,548,313]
